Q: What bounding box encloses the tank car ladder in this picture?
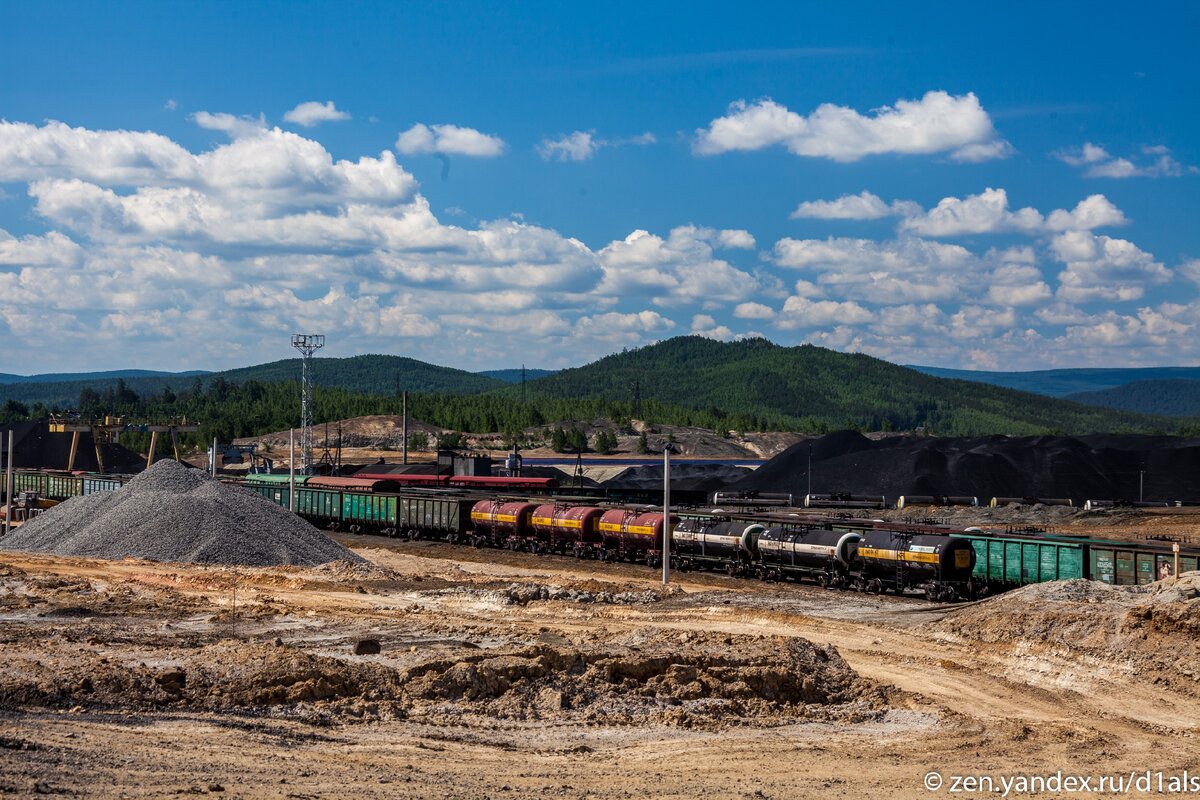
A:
[892,531,911,594]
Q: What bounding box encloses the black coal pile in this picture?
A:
[0,459,362,566]
[727,431,1200,502]
[0,420,145,473]
[603,463,752,494]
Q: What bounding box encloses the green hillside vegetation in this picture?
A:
[510,336,1172,436]
[215,355,505,396]
[0,377,770,454]
[479,368,557,383]
[1066,379,1200,418]
[0,336,1185,444]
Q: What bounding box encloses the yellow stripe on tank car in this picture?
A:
[857,547,940,564]
[470,512,518,523]
[533,517,584,529]
[599,522,656,536]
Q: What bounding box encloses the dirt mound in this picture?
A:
[936,572,1200,692]
[393,627,885,726]
[0,630,884,728]
[0,459,362,567]
[493,582,671,605]
[0,640,404,714]
[730,430,1200,503]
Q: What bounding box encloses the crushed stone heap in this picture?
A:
[0,459,363,567]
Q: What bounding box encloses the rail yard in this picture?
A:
[0,452,1198,798]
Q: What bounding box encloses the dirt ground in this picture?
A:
[1,531,1198,799]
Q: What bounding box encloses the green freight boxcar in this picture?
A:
[955,532,1086,589]
[396,494,477,539]
[45,475,83,500]
[341,491,397,529]
[243,474,310,510]
[14,472,48,495]
[81,475,124,495]
[293,486,341,522]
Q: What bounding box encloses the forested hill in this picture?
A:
[479,368,557,383]
[1066,380,1200,417]
[0,337,1187,437]
[0,355,504,409]
[215,355,504,396]
[513,336,1170,436]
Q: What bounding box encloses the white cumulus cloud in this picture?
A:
[395,123,505,157]
[1054,142,1193,178]
[772,235,978,304]
[1051,230,1171,302]
[734,301,775,319]
[597,226,759,307]
[900,188,1043,236]
[283,101,351,127]
[791,191,920,220]
[537,130,657,161]
[695,91,1011,162]
[898,189,1127,237]
[539,131,597,161]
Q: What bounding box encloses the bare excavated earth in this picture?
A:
[0,533,1198,798]
[234,414,803,462]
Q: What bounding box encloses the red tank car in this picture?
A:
[469,500,537,548]
[597,509,679,565]
[531,504,605,556]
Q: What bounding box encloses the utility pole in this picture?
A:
[1139,467,1145,503]
[291,334,325,473]
[807,443,813,499]
[521,364,527,405]
[402,390,408,465]
[4,430,13,537]
[662,444,671,586]
[288,429,296,513]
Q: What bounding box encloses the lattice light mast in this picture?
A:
[291,334,325,473]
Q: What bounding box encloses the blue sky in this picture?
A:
[0,1,1197,373]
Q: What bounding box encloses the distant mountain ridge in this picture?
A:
[1065,379,1200,418]
[0,355,504,409]
[909,365,1200,398]
[0,369,208,385]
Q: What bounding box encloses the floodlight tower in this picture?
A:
[291,334,325,473]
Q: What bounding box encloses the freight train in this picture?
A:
[6,468,1199,600]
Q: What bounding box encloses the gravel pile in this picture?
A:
[0,459,362,566]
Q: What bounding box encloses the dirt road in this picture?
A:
[1,536,1196,798]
